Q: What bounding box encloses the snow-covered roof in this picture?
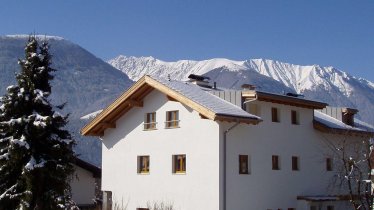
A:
[242,90,328,109]
[80,109,103,121]
[152,76,260,120]
[314,111,364,131]
[81,75,261,136]
[314,111,373,137]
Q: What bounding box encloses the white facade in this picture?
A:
[70,164,97,206]
[96,81,369,210]
[102,90,220,210]
[221,101,354,210]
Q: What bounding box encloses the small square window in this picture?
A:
[291,110,299,125]
[239,155,249,174]
[272,107,280,122]
[326,158,333,171]
[137,156,150,174]
[144,112,156,130]
[173,154,186,174]
[166,110,179,128]
[272,155,280,170]
[292,156,299,171]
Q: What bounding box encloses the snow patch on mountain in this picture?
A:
[5,35,65,41]
[81,110,103,120]
[108,55,374,123]
[109,56,373,98]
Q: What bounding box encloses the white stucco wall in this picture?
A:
[71,165,96,205]
[220,101,360,210]
[102,90,220,210]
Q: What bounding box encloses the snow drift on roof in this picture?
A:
[152,76,260,120]
[314,111,366,132]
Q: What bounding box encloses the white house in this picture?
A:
[70,157,101,209]
[81,75,373,210]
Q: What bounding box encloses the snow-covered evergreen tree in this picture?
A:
[0,36,76,210]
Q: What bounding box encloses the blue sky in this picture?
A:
[1,0,373,80]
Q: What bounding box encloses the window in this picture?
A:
[292,156,299,171]
[272,155,280,170]
[326,158,333,171]
[287,208,295,210]
[272,107,279,122]
[310,206,317,210]
[173,154,186,173]
[137,156,150,174]
[137,208,149,210]
[144,112,156,130]
[239,155,249,174]
[327,206,334,210]
[291,110,299,125]
[166,110,179,128]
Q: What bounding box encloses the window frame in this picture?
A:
[137,155,150,174]
[271,107,280,123]
[239,155,249,174]
[292,156,299,171]
[291,110,299,125]
[173,154,186,174]
[272,155,280,170]
[165,110,180,128]
[326,157,333,171]
[144,112,157,130]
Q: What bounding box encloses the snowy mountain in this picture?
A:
[108,55,374,123]
[0,36,133,165]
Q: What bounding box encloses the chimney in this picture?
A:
[342,108,358,126]
[188,74,212,88]
[213,82,217,89]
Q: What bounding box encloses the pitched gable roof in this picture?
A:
[73,157,101,178]
[313,111,374,137]
[81,75,261,136]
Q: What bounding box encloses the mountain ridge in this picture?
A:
[108,55,374,123]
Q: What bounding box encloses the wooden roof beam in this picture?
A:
[100,122,116,129]
[126,99,143,107]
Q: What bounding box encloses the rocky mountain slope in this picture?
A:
[109,55,374,123]
[0,35,133,165]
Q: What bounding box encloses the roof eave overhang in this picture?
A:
[243,91,328,109]
[214,114,261,125]
[81,76,149,136]
[313,120,374,138]
[297,195,360,201]
[82,76,259,136]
